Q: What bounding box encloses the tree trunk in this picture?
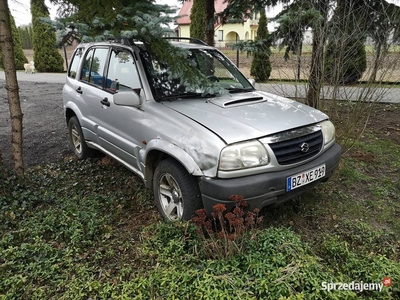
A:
[63,45,69,70]
[306,0,329,109]
[306,30,323,109]
[205,0,215,46]
[0,0,25,176]
[296,39,303,81]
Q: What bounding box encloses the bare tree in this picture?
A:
[305,0,330,109]
[0,0,25,176]
[205,0,215,45]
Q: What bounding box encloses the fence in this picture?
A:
[216,42,400,83]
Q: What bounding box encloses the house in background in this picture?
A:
[176,0,261,47]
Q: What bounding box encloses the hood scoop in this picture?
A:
[210,95,265,108]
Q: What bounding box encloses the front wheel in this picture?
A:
[153,159,202,221]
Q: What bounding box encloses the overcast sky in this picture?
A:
[8,0,182,26]
[8,0,400,27]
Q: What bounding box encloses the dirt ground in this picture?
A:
[364,104,400,145]
[0,81,71,168]
[0,79,399,169]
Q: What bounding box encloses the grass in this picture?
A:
[1,104,400,299]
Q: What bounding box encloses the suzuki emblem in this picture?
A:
[300,142,310,153]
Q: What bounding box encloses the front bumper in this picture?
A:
[199,143,342,213]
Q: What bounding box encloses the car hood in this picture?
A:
[163,91,328,144]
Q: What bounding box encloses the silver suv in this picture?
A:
[63,38,341,221]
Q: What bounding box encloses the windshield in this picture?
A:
[140,48,255,100]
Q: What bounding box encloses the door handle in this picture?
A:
[100,97,110,107]
[76,87,83,94]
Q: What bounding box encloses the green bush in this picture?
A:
[0,15,28,70]
[31,0,64,72]
[250,50,272,82]
[250,10,271,82]
[189,0,206,40]
[324,38,367,84]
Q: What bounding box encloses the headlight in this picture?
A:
[320,120,335,145]
[219,140,269,171]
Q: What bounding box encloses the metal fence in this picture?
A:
[216,42,400,83]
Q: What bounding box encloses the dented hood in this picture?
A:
[163,91,328,144]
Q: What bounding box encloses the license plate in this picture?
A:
[287,164,326,192]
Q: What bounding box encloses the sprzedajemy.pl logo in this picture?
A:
[321,277,393,292]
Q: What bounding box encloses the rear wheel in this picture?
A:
[153,158,202,221]
[68,116,93,159]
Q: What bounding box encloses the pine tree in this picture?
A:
[324,0,367,84]
[19,26,33,49]
[325,38,366,84]
[250,10,271,82]
[11,15,28,70]
[0,14,28,70]
[49,0,219,92]
[31,0,64,72]
[190,0,207,40]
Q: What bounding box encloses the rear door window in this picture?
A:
[81,47,109,88]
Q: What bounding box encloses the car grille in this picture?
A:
[269,130,323,165]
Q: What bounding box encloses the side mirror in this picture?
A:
[114,90,141,107]
[248,78,256,87]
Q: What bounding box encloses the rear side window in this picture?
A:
[68,48,83,79]
[81,47,109,87]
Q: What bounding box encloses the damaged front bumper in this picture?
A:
[198,143,342,213]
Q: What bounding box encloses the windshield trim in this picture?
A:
[158,92,217,101]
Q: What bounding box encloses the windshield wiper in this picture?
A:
[227,87,254,93]
[159,92,216,101]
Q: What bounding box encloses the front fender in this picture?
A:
[141,139,204,188]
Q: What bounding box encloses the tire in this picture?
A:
[153,158,202,221]
[67,116,93,159]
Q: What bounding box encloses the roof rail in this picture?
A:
[119,37,143,49]
[104,37,134,47]
[120,37,132,46]
[162,37,208,46]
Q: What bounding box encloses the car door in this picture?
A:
[74,46,110,143]
[96,47,145,174]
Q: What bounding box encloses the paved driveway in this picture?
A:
[256,83,400,104]
[0,72,69,167]
[0,71,66,84]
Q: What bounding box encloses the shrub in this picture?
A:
[190,0,206,40]
[31,0,64,72]
[0,15,28,70]
[250,10,272,82]
[324,38,367,84]
[191,196,263,259]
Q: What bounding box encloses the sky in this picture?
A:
[8,0,400,28]
[9,0,54,26]
[8,0,182,27]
